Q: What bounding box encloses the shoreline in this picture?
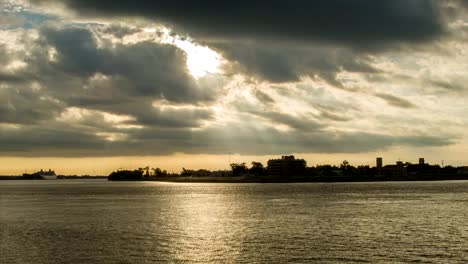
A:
[3,175,468,183]
[109,175,468,183]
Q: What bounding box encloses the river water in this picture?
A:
[1,180,467,263]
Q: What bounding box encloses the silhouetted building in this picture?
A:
[376,158,383,170]
[383,161,407,178]
[267,155,306,177]
[419,158,425,165]
[457,167,468,175]
[407,164,420,176]
[376,157,383,176]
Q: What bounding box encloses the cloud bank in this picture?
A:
[0,0,466,159]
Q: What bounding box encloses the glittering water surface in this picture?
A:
[1,180,468,263]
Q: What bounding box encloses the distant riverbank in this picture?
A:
[110,174,468,183]
[0,176,107,180]
[0,176,24,180]
[4,174,468,183]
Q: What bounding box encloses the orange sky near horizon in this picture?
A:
[1,145,467,176]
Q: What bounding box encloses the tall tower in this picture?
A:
[376,157,383,170]
[376,157,383,176]
[419,158,425,165]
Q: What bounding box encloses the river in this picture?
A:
[1,180,467,263]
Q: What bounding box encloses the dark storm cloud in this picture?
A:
[374,93,416,108]
[136,105,213,128]
[0,125,107,155]
[135,125,454,156]
[397,135,454,147]
[444,0,468,10]
[0,24,217,129]
[0,2,462,158]
[39,26,212,102]
[42,27,102,76]
[85,100,214,128]
[462,0,468,8]
[29,1,453,87]
[0,72,28,83]
[0,23,224,158]
[35,0,446,48]
[216,43,378,85]
[0,121,453,157]
[0,87,65,124]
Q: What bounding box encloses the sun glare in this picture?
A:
[175,39,222,78]
[141,27,223,78]
[155,29,222,78]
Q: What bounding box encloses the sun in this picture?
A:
[155,29,222,78]
[173,38,222,78]
[145,27,223,78]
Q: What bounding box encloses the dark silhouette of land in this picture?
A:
[3,156,468,182]
[107,156,468,183]
[0,170,106,180]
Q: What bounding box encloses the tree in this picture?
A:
[249,161,266,177]
[108,169,143,181]
[152,167,168,177]
[316,165,339,177]
[340,160,357,177]
[230,163,248,176]
[181,168,191,177]
[143,166,150,177]
[340,160,349,169]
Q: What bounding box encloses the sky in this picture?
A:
[1,0,468,175]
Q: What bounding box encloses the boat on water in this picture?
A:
[23,169,57,180]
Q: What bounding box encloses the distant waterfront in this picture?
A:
[3,155,468,183]
[0,175,107,180]
[106,155,468,183]
[4,175,468,183]
[115,175,468,183]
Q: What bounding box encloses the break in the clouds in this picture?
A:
[0,0,467,163]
